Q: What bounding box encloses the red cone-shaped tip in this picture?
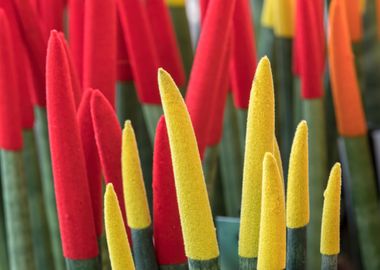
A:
[46,30,98,259]
[230,0,257,109]
[153,117,187,265]
[117,0,160,104]
[83,0,117,107]
[185,0,236,156]
[90,90,131,241]
[0,10,23,150]
[77,88,103,237]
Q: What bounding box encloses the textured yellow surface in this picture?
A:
[158,68,219,260]
[257,153,286,270]
[321,163,342,255]
[122,121,151,229]
[274,0,295,37]
[239,57,275,258]
[261,0,274,28]
[105,184,135,270]
[274,137,284,182]
[286,121,310,228]
[165,0,185,6]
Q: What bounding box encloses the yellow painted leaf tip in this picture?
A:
[257,153,286,270]
[239,56,275,258]
[122,121,151,229]
[158,68,219,260]
[287,120,309,228]
[105,184,135,270]
[321,163,342,255]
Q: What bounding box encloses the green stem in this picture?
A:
[161,264,188,270]
[1,150,35,270]
[34,106,65,270]
[219,94,243,217]
[286,227,307,270]
[168,6,194,79]
[340,136,380,270]
[0,160,9,270]
[250,0,263,48]
[238,257,256,270]
[275,37,294,176]
[22,129,54,269]
[236,109,247,157]
[142,104,164,143]
[116,82,154,212]
[203,145,224,216]
[293,77,303,128]
[65,257,101,270]
[215,217,239,269]
[303,99,328,270]
[131,226,158,270]
[321,255,337,270]
[100,234,111,270]
[258,28,275,59]
[188,257,219,270]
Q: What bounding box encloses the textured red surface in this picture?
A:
[59,33,83,108]
[153,117,187,265]
[116,15,133,82]
[12,0,48,106]
[68,0,84,83]
[200,0,209,24]
[83,0,117,107]
[46,31,98,259]
[117,0,160,104]
[0,1,35,130]
[90,90,131,241]
[185,0,236,157]
[77,89,103,237]
[38,0,65,36]
[208,38,232,146]
[294,0,325,99]
[0,11,23,150]
[230,0,257,109]
[146,0,186,87]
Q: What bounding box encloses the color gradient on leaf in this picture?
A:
[287,121,309,228]
[320,163,342,255]
[257,153,286,270]
[239,57,275,258]
[46,30,98,259]
[328,0,367,137]
[158,68,219,260]
[122,121,151,229]
[153,117,187,265]
[105,184,135,270]
[344,0,363,42]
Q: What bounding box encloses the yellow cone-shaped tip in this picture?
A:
[274,0,295,37]
[286,121,309,228]
[239,56,275,258]
[257,153,286,270]
[321,163,342,255]
[105,184,135,270]
[158,68,219,260]
[261,0,275,28]
[122,120,151,229]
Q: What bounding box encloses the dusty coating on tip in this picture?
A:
[122,121,151,229]
[287,121,310,228]
[239,57,275,258]
[274,0,295,37]
[321,163,342,255]
[261,0,274,28]
[105,184,135,270]
[158,69,219,260]
[165,0,185,6]
[328,0,367,137]
[257,153,286,270]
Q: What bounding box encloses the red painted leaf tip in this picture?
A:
[118,0,161,104]
[90,89,131,241]
[230,0,257,109]
[77,88,103,237]
[46,30,98,259]
[185,0,236,156]
[153,116,187,265]
[83,0,117,107]
[0,10,23,150]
